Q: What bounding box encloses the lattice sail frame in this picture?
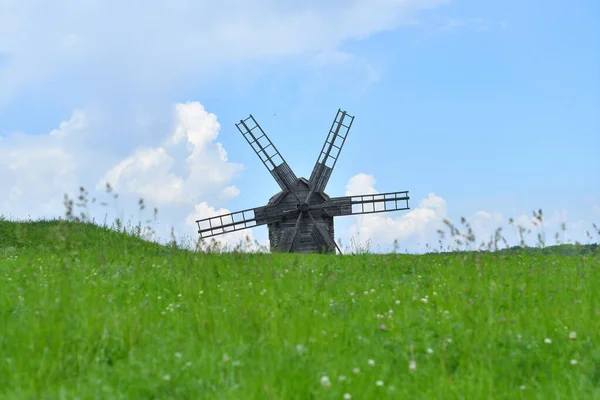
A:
[236,115,298,192]
[308,109,354,193]
[197,208,257,239]
[349,191,410,215]
[195,109,411,252]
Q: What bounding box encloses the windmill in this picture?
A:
[195,109,410,253]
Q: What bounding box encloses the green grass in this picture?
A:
[1,218,600,399]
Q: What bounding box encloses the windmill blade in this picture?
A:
[308,109,354,193]
[276,227,299,252]
[319,190,410,217]
[236,115,298,192]
[275,211,303,252]
[196,205,290,239]
[307,211,342,254]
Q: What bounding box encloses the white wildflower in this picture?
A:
[409,359,416,372]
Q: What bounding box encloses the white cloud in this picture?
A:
[0,0,449,104]
[468,210,504,240]
[343,173,447,252]
[100,147,186,204]
[0,0,452,250]
[98,102,243,206]
[341,173,597,253]
[0,101,253,249]
[345,173,379,196]
[219,186,241,203]
[0,111,87,219]
[346,191,448,252]
[97,101,248,247]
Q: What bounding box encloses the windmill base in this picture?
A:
[267,221,336,254]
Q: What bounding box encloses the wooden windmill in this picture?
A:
[195,109,410,253]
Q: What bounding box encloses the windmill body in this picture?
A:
[261,178,335,253]
[195,109,410,253]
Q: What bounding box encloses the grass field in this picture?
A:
[1,217,600,399]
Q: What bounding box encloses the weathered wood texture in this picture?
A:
[236,115,298,192]
[308,109,352,193]
[264,179,336,253]
[323,191,410,216]
[194,108,411,254]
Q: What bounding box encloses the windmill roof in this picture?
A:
[267,178,329,206]
[268,191,287,205]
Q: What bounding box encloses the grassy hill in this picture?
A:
[1,219,599,399]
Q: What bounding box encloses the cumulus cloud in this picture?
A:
[0,0,452,251]
[0,111,87,219]
[343,173,447,252]
[345,173,379,196]
[4,0,594,253]
[97,101,248,247]
[0,101,252,249]
[98,102,243,206]
[341,173,596,253]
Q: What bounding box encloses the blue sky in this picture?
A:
[1,0,598,252]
